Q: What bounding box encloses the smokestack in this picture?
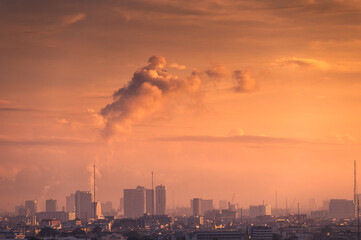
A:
[94,164,96,220]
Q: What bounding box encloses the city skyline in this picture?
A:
[1,0,361,215]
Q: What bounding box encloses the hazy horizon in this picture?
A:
[1,0,361,214]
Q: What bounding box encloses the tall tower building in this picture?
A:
[146,189,154,215]
[66,193,75,212]
[46,199,57,212]
[155,185,166,215]
[124,186,146,218]
[75,190,92,220]
[24,200,37,216]
[201,199,213,214]
[192,198,202,216]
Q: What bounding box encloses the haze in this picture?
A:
[0,0,361,213]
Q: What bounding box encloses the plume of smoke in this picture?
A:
[205,64,231,80]
[233,70,257,92]
[100,56,201,138]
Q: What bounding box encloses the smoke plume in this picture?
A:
[233,70,257,92]
[100,56,201,138]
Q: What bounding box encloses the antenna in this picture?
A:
[94,164,96,220]
[357,197,360,240]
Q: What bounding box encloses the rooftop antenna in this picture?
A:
[94,164,96,220]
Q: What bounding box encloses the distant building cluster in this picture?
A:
[2,182,361,239]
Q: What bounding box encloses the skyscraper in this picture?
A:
[124,186,146,218]
[24,200,37,216]
[146,189,154,215]
[329,199,354,219]
[46,199,57,212]
[192,198,202,216]
[201,199,213,214]
[66,193,75,212]
[75,190,92,220]
[155,185,166,215]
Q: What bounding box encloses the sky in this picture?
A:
[0,0,361,213]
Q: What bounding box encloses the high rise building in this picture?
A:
[219,200,228,210]
[101,201,113,216]
[75,191,92,220]
[91,202,102,219]
[329,199,354,219]
[201,199,213,214]
[124,186,146,218]
[46,199,57,212]
[192,198,202,216]
[66,193,75,212]
[24,200,37,216]
[155,185,166,215]
[249,205,272,218]
[146,189,154,215]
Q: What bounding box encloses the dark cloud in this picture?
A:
[0,107,35,112]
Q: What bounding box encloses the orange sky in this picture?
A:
[0,0,361,212]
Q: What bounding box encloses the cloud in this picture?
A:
[100,56,202,138]
[0,99,11,105]
[233,70,257,92]
[0,107,35,112]
[0,137,93,146]
[61,13,86,26]
[228,128,244,136]
[205,64,232,80]
[275,57,330,70]
[154,134,309,145]
[169,63,186,70]
[56,118,70,125]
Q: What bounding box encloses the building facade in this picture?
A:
[156,185,166,215]
[75,191,92,220]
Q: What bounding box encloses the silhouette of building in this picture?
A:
[146,189,154,215]
[329,199,354,219]
[75,190,92,220]
[249,205,272,218]
[192,198,202,216]
[46,199,57,212]
[156,185,166,215]
[101,201,115,216]
[24,200,37,216]
[66,193,75,212]
[124,186,146,218]
[219,200,228,210]
[250,226,273,240]
[201,199,213,214]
